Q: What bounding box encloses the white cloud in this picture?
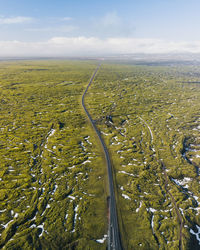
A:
[0,37,200,57]
[0,16,33,24]
[26,25,77,33]
[92,12,134,37]
[101,11,121,27]
[62,17,73,21]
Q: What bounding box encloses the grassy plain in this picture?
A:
[1,60,200,250]
[86,62,200,249]
[0,60,107,249]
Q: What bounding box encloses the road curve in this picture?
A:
[161,162,183,250]
[82,64,123,250]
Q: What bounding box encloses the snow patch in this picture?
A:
[96,234,107,243]
[82,160,91,165]
[72,205,79,233]
[51,184,58,195]
[0,209,6,213]
[2,220,14,229]
[85,136,92,145]
[122,194,131,200]
[190,225,200,245]
[68,195,76,200]
[118,170,135,177]
[101,131,109,136]
[136,201,142,212]
[171,177,191,187]
[38,223,45,237]
[149,208,157,213]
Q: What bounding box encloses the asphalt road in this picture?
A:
[82,64,123,250]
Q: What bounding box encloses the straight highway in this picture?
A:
[82,64,123,250]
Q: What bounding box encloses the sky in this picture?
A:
[1,0,200,57]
